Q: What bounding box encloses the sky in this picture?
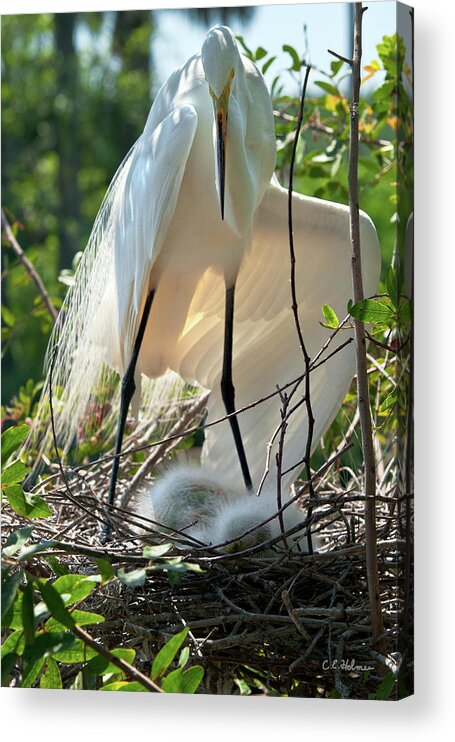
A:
[0,1,409,99]
[152,2,401,95]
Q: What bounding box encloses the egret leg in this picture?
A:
[101,290,155,542]
[221,284,253,492]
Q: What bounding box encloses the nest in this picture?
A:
[4,403,414,699]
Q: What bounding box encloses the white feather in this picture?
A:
[134,464,313,554]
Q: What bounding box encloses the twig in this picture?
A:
[275,388,290,549]
[281,590,311,640]
[1,208,58,323]
[347,3,384,641]
[287,62,316,554]
[328,49,352,65]
[70,624,162,692]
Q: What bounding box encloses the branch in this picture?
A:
[287,63,317,554]
[347,3,384,641]
[70,623,162,692]
[1,209,58,323]
[327,49,352,66]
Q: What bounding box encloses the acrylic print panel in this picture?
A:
[1,1,413,699]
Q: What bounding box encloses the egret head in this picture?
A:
[201,25,239,98]
[202,26,241,221]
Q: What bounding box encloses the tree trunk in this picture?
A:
[54,13,81,270]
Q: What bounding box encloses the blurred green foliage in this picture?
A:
[2,11,154,402]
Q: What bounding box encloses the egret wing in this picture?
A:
[112,106,198,372]
[33,106,197,456]
[178,179,381,491]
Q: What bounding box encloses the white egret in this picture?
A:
[32,24,381,545]
[38,25,276,533]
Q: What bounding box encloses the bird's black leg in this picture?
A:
[221,284,253,492]
[101,290,155,543]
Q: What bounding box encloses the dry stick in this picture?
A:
[275,388,292,549]
[281,589,311,640]
[287,63,316,554]
[1,209,58,323]
[345,3,384,641]
[403,5,414,646]
[69,624,162,692]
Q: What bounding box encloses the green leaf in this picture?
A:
[315,80,340,96]
[3,526,34,556]
[234,677,252,695]
[100,681,148,692]
[2,590,23,629]
[398,297,412,325]
[262,56,276,75]
[52,639,97,664]
[282,44,301,72]
[69,671,84,690]
[45,555,70,577]
[1,424,29,463]
[22,579,36,644]
[1,569,23,622]
[386,266,401,309]
[22,656,45,688]
[18,540,57,559]
[151,628,189,680]
[38,581,76,629]
[161,665,204,694]
[1,629,25,659]
[51,574,98,605]
[369,671,396,700]
[235,35,252,58]
[86,647,136,676]
[5,486,52,519]
[2,460,28,486]
[152,559,204,586]
[94,558,115,583]
[379,389,397,413]
[179,646,190,669]
[254,46,267,60]
[22,632,77,664]
[349,299,395,324]
[45,609,105,632]
[321,304,339,329]
[117,568,147,587]
[1,305,16,328]
[330,59,344,76]
[40,656,63,689]
[1,652,18,685]
[142,543,172,559]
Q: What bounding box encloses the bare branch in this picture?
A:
[347,3,384,641]
[1,208,58,323]
[287,62,317,554]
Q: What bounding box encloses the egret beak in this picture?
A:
[209,70,234,221]
[215,101,228,221]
